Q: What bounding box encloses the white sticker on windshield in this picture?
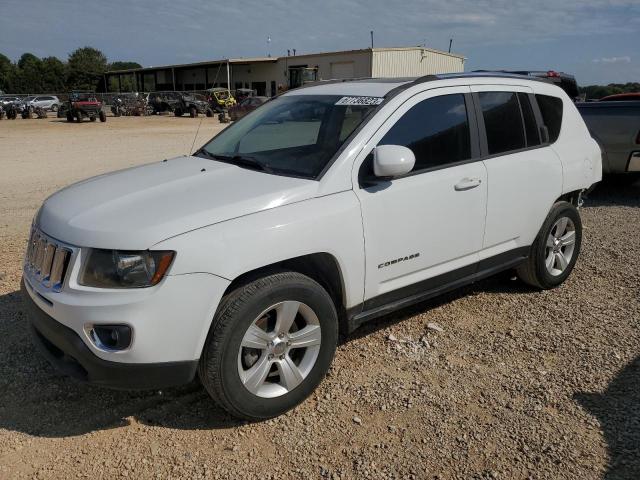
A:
[335,96,384,106]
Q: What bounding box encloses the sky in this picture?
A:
[1,0,639,86]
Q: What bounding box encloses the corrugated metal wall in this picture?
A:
[372,48,464,77]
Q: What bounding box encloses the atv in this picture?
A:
[175,93,211,117]
[206,88,236,114]
[4,101,18,120]
[21,104,48,119]
[65,92,106,123]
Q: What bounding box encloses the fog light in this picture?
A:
[88,325,132,351]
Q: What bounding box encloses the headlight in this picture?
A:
[79,249,175,288]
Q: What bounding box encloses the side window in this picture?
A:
[518,93,541,147]
[379,94,471,172]
[535,94,563,143]
[478,92,526,155]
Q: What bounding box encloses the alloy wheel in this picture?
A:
[545,216,576,276]
[237,301,322,398]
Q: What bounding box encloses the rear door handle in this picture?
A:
[454,177,482,191]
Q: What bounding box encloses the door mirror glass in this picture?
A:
[373,145,416,178]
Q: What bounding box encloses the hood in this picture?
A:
[38,156,319,250]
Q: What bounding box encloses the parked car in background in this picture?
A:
[25,95,61,111]
[577,100,640,174]
[234,88,257,103]
[598,93,640,102]
[474,70,579,100]
[229,96,268,120]
[22,73,601,420]
[0,95,22,107]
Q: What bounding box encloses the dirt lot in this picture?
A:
[0,116,638,480]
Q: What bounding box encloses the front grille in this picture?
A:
[24,228,72,292]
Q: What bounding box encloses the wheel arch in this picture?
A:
[221,252,349,337]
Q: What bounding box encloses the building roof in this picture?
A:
[105,46,465,75]
[106,56,278,74]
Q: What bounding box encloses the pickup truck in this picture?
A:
[576,100,640,174]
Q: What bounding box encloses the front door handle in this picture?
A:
[454,177,482,191]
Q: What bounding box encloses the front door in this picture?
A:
[354,87,488,309]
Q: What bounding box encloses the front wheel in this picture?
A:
[199,272,338,420]
[517,201,582,289]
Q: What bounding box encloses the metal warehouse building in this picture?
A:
[104,46,465,96]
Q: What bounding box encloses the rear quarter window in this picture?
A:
[535,94,563,143]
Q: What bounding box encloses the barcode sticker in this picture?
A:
[335,96,384,106]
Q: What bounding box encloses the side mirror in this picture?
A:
[373,145,415,178]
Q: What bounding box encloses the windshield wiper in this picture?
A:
[197,150,274,174]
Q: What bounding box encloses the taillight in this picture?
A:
[547,70,560,78]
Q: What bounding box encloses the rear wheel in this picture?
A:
[199,272,338,420]
[66,111,73,122]
[174,108,182,117]
[517,201,582,289]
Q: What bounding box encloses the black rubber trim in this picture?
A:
[21,280,198,390]
[347,246,529,332]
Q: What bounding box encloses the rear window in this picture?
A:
[478,92,526,155]
[518,93,541,147]
[535,94,563,143]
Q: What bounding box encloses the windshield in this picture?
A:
[199,94,379,179]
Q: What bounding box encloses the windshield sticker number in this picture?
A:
[335,96,384,106]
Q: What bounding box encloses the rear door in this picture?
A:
[354,87,488,309]
[470,86,563,259]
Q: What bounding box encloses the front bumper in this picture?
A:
[22,280,198,390]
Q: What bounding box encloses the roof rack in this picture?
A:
[412,71,553,85]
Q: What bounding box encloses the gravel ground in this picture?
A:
[0,116,638,479]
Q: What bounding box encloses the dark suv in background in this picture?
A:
[474,70,579,100]
[148,92,212,117]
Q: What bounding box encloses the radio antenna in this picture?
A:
[189,113,205,155]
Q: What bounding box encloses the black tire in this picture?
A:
[199,271,338,420]
[206,109,213,117]
[76,112,82,122]
[189,106,197,118]
[174,108,182,117]
[99,111,106,122]
[89,116,96,122]
[517,201,582,289]
[66,111,73,122]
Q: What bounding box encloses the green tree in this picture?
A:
[15,52,43,93]
[41,56,66,93]
[0,53,16,92]
[67,46,107,91]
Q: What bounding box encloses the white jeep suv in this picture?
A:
[22,74,602,419]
